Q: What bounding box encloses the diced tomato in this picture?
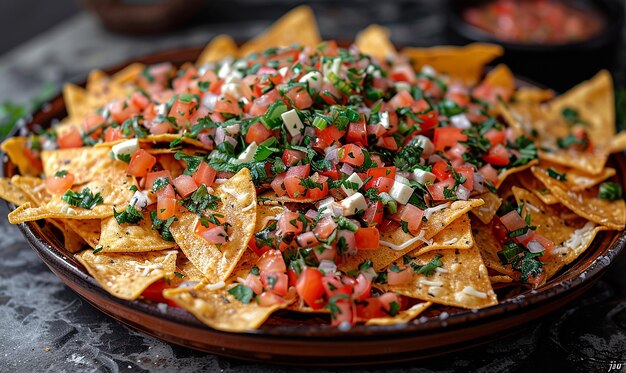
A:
[156,183,176,199]
[532,233,555,257]
[491,218,510,244]
[244,273,263,295]
[271,172,287,196]
[172,174,198,198]
[398,204,424,235]
[322,275,353,298]
[366,166,396,181]
[389,90,415,109]
[82,114,105,139]
[257,291,286,307]
[484,128,506,147]
[352,273,372,301]
[329,297,356,327]
[296,267,326,309]
[478,164,499,185]
[431,161,451,181]
[500,210,527,232]
[261,272,289,296]
[483,144,510,166]
[104,127,123,142]
[246,122,274,145]
[313,216,337,240]
[346,119,368,146]
[376,136,398,150]
[57,127,83,149]
[320,83,345,105]
[313,245,337,262]
[282,149,306,166]
[256,250,287,273]
[131,91,150,110]
[447,143,467,162]
[45,171,75,194]
[109,100,140,123]
[278,211,305,234]
[355,227,380,250]
[127,149,157,177]
[369,177,394,194]
[149,121,174,135]
[387,266,413,285]
[192,162,216,187]
[377,293,402,314]
[141,279,175,306]
[317,125,345,146]
[433,127,468,152]
[455,166,475,191]
[284,164,310,198]
[362,201,384,226]
[169,97,198,126]
[305,173,329,200]
[297,231,320,248]
[156,196,177,220]
[339,144,365,166]
[356,297,387,319]
[195,223,227,244]
[146,170,172,191]
[427,177,456,201]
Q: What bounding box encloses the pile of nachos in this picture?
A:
[1,6,625,332]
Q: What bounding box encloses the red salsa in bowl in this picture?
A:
[463,0,605,45]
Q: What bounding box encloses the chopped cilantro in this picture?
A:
[599,182,623,201]
[547,167,567,181]
[113,204,143,225]
[61,188,103,209]
[227,284,254,304]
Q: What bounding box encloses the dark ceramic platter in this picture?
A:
[3,46,626,366]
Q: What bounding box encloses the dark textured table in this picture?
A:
[1,2,626,372]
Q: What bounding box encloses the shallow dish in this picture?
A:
[3,46,626,365]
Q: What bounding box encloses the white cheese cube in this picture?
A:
[281,109,304,137]
[341,173,363,196]
[236,141,258,164]
[339,192,368,216]
[421,65,436,77]
[380,111,390,129]
[220,82,241,99]
[389,181,414,205]
[299,71,323,91]
[217,61,232,79]
[130,190,155,209]
[395,82,411,92]
[413,168,436,185]
[112,139,139,160]
[412,135,435,156]
[278,67,289,77]
[450,114,471,129]
[394,175,411,186]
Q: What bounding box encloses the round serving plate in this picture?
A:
[3,46,626,366]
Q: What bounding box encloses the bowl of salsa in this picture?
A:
[446,0,624,90]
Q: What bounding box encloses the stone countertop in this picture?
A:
[1,3,626,372]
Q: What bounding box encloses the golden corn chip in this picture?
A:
[62,83,88,119]
[365,302,432,326]
[239,6,321,57]
[112,63,145,85]
[539,149,608,176]
[547,70,615,149]
[355,25,397,60]
[538,163,616,191]
[258,190,320,204]
[98,215,176,252]
[532,167,625,230]
[10,175,50,206]
[472,218,515,277]
[515,171,560,205]
[496,159,538,187]
[140,135,211,150]
[170,168,256,283]
[196,35,239,66]
[512,186,609,279]
[400,43,503,85]
[609,132,626,153]
[163,283,294,333]
[0,177,33,206]
[471,192,502,224]
[341,199,484,272]
[62,226,89,253]
[176,255,206,282]
[42,147,131,185]
[1,137,41,176]
[408,214,474,257]
[481,64,515,96]
[65,219,101,249]
[379,245,497,309]
[513,86,554,104]
[75,249,177,300]
[489,275,513,284]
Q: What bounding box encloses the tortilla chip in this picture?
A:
[341,199,484,272]
[471,192,502,224]
[515,171,560,205]
[497,159,539,187]
[1,137,41,176]
[365,302,432,326]
[140,134,211,151]
[355,25,397,60]
[75,249,177,300]
[163,283,294,332]
[239,6,321,57]
[42,147,131,186]
[513,87,554,104]
[609,132,626,153]
[196,35,238,66]
[176,255,206,282]
[532,167,625,230]
[400,43,503,85]
[482,64,515,96]
[547,70,614,149]
[472,218,515,277]
[258,190,320,204]
[489,275,513,284]
[170,168,256,283]
[379,245,497,309]
[512,186,609,279]
[98,214,176,252]
[62,224,89,253]
[112,63,145,85]
[538,163,616,191]
[0,177,33,206]
[62,83,88,119]
[65,219,101,249]
[9,175,50,206]
[408,214,474,257]
[539,149,608,176]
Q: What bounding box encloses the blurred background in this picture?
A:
[0,0,625,135]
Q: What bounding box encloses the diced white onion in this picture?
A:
[318,260,337,275]
[527,240,545,254]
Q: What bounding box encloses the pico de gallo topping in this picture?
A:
[24,41,565,325]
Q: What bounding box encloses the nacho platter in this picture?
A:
[2,6,626,364]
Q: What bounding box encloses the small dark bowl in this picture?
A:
[446,0,625,91]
